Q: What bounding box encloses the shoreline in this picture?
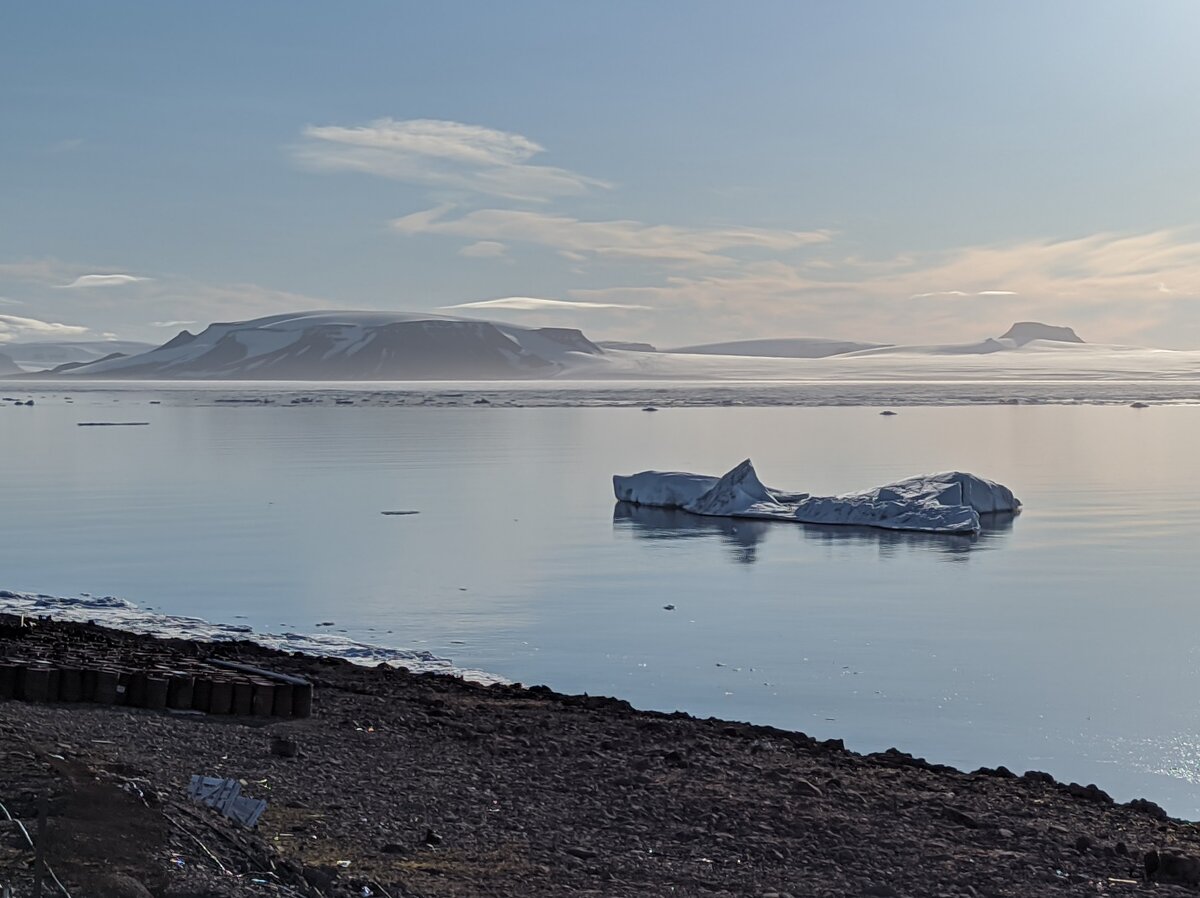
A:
[1,615,1195,897]
[5,379,1200,409]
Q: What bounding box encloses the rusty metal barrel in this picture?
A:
[292,681,313,718]
[209,678,233,715]
[191,676,212,712]
[93,669,120,704]
[167,674,194,710]
[271,682,293,717]
[250,679,275,716]
[115,670,133,705]
[81,667,98,701]
[127,672,148,707]
[232,679,253,716]
[22,666,53,702]
[0,634,314,720]
[0,662,18,699]
[58,666,83,702]
[144,676,168,710]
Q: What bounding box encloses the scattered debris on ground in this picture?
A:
[0,615,1195,897]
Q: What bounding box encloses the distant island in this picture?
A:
[8,312,604,380]
[2,339,155,371]
[0,313,1108,381]
[999,322,1084,345]
[667,337,887,358]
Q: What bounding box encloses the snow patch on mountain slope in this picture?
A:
[63,311,604,380]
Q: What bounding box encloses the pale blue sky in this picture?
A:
[3,2,1200,347]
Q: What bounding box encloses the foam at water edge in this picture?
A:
[0,590,507,686]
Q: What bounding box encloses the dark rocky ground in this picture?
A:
[2,617,1200,897]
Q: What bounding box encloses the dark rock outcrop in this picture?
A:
[1000,322,1085,345]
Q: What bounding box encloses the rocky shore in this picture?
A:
[1,616,1198,897]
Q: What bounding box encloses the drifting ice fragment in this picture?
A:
[613,460,1020,534]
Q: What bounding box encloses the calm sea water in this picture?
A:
[4,394,1200,815]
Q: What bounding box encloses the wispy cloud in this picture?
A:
[48,137,85,153]
[571,229,1200,345]
[0,260,78,284]
[0,256,346,343]
[458,240,508,259]
[59,273,151,288]
[0,314,90,343]
[393,206,831,267]
[896,231,1200,304]
[910,290,1018,298]
[442,297,649,312]
[146,282,339,326]
[295,118,608,202]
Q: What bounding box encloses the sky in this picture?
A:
[3,1,1200,348]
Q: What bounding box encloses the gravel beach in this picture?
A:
[1,615,1196,897]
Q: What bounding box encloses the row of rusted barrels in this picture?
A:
[1,641,213,676]
[0,659,312,718]
[0,640,217,685]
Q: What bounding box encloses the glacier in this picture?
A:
[613,460,1020,534]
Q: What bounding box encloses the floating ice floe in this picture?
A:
[613,460,1020,534]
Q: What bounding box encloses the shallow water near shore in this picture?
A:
[4,394,1200,815]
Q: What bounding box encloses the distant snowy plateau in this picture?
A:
[5,312,1200,384]
[615,460,1020,534]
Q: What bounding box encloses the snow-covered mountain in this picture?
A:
[597,340,657,353]
[52,311,604,380]
[4,339,155,371]
[666,324,1085,360]
[13,313,1145,383]
[836,323,1086,358]
[666,337,887,358]
[0,351,21,376]
[999,321,1084,346]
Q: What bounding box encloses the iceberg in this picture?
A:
[613,460,1020,534]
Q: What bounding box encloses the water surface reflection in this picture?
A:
[613,502,1015,564]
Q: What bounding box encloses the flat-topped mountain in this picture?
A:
[665,325,1087,360]
[598,340,657,353]
[47,311,604,380]
[3,314,1119,381]
[999,322,1085,346]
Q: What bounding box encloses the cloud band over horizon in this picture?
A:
[441,296,650,312]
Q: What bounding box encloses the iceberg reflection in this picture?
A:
[613,503,774,564]
[613,502,1015,565]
